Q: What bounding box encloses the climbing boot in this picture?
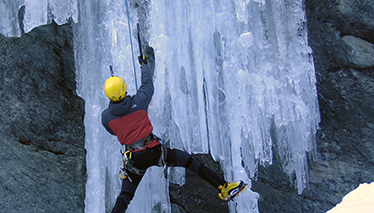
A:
[218,181,247,201]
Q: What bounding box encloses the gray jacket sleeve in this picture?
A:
[133,64,154,110]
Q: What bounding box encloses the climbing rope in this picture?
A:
[125,0,138,90]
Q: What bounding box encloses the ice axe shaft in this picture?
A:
[137,23,142,56]
[109,65,114,77]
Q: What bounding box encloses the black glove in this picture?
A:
[138,54,147,66]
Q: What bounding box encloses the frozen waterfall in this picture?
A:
[1,0,320,212]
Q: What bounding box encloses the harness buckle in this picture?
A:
[119,150,134,181]
[119,167,133,182]
[122,150,134,170]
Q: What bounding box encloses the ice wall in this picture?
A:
[0,0,77,37]
[1,0,320,212]
[74,1,171,212]
[148,0,319,198]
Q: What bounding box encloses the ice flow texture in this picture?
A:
[1,0,320,212]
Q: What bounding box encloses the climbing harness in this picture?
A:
[124,0,138,90]
[119,149,144,182]
[119,134,168,180]
[128,139,160,153]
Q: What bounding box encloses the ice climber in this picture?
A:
[101,54,247,212]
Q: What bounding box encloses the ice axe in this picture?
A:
[137,23,142,56]
[137,23,147,67]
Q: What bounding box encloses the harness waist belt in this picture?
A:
[132,140,160,152]
[126,133,160,152]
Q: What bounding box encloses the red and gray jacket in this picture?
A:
[101,64,154,145]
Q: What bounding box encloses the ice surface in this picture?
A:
[0,0,24,37]
[148,0,319,210]
[2,0,320,212]
[0,0,77,36]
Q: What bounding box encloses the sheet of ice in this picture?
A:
[74,0,172,212]
[1,0,320,212]
[0,0,77,36]
[0,0,24,37]
[148,0,319,202]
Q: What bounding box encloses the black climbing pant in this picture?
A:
[111,145,226,213]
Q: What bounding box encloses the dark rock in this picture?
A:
[336,36,374,68]
[170,203,187,213]
[0,20,86,212]
[169,154,229,213]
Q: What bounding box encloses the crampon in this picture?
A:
[218,180,248,201]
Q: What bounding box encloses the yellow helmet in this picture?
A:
[104,76,127,101]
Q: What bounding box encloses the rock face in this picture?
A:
[252,0,374,212]
[169,154,229,213]
[0,19,86,213]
